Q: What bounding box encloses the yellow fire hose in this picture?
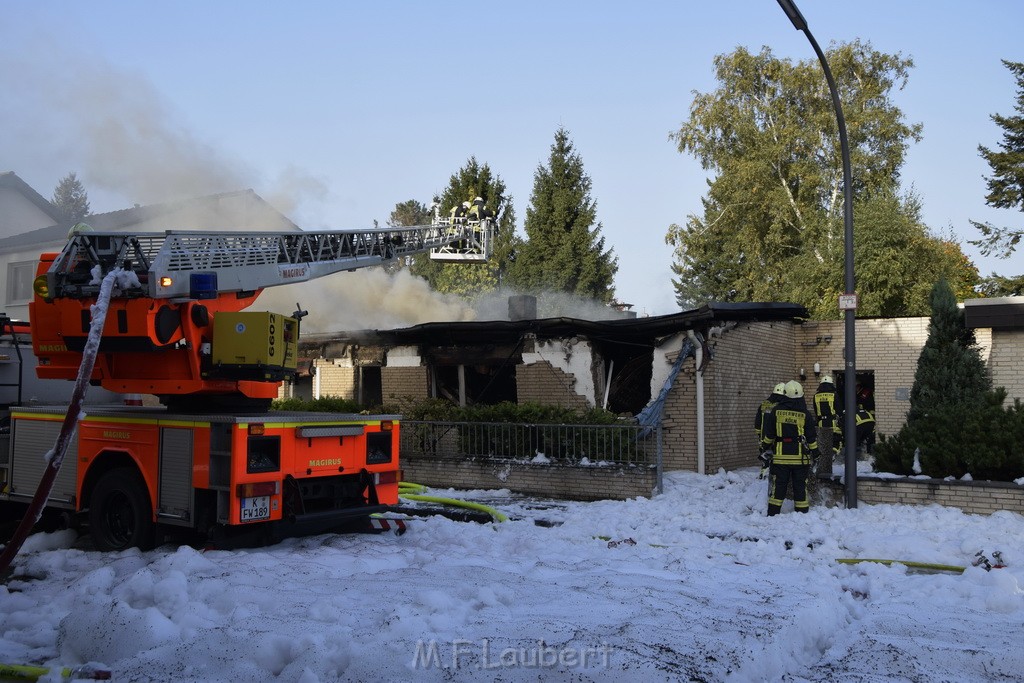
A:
[836,558,967,573]
[0,662,110,681]
[398,482,508,522]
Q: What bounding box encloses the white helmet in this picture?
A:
[784,380,803,399]
[820,375,833,385]
[474,196,483,202]
[773,382,786,395]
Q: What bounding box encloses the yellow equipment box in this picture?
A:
[212,312,298,375]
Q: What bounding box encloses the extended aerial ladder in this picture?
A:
[30,220,493,411]
[0,219,495,555]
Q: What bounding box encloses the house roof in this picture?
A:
[0,188,299,254]
[0,171,68,225]
[300,301,808,349]
[964,296,1024,330]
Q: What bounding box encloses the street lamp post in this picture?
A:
[775,0,858,508]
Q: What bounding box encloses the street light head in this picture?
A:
[776,0,808,31]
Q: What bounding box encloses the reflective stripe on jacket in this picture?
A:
[761,398,818,466]
[814,386,837,427]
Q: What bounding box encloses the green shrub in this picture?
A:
[874,389,1024,481]
[271,396,363,413]
[398,400,639,463]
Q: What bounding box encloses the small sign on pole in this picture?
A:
[838,293,858,311]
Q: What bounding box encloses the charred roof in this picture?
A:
[299,301,808,350]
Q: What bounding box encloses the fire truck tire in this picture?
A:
[88,468,155,552]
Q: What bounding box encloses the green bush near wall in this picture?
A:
[272,396,623,426]
[271,396,364,413]
[277,397,640,463]
[875,389,1024,481]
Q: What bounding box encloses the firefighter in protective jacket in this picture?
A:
[761,380,819,515]
[755,382,787,465]
[813,375,842,460]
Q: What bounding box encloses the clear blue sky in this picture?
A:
[2,0,1021,315]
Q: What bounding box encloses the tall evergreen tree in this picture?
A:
[51,171,90,222]
[665,42,976,315]
[907,279,991,422]
[509,127,617,302]
[970,60,1024,260]
[873,279,1015,479]
[409,157,519,298]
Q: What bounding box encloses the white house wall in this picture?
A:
[521,338,597,407]
[650,332,687,402]
[0,186,57,238]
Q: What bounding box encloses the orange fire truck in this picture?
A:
[0,220,491,551]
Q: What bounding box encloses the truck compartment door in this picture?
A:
[10,419,77,507]
[157,426,193,526]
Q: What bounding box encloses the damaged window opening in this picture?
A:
[430,363,517,406]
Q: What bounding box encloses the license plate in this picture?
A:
[240,495,270,522]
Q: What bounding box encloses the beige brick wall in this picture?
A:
[796,318,932,437]
[704,321,798,472]
[660,322,797,473]
[990,329,1024,406]
[820,475,1024,515]
[660,352,697,472]
[516,361,591,410]
[382,367,429,402]
[403,456,657,501]
[315,359,356,400]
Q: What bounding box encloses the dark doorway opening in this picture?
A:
[835,369,875,413]
[359,366,382,407]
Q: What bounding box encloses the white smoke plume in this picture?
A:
[471,288,633,322]
[0,36,632,333]
[253,275,633,334]
[255,268,477,333]
[0,33,327,216]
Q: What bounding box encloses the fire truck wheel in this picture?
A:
[88,468,155,552]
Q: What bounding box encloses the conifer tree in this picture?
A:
[382,200,432,273]
[970,60,1024,259]
[908,279,992,422]
[51,171,91,222]
[509,127,617,302]
[874,280,1024,480]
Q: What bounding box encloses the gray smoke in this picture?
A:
[256,268,477,333]
[0,34,327,216]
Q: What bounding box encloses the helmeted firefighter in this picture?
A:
[813,375,842,462]
[761,380,819,515]
[467,196,485,221]
[755,382,787,469]
[449,201,470,224]
[853,402,876,456]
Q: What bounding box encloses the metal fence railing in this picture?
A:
[400,420,662,471]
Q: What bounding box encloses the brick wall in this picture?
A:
[658,322,796,473]
[990,329,1024,406]
[820,475,1024,515]
[382,366,429,402]
[703,321,797,472]
[516,361,591,410]
[314,358,356,400]
[403,456,657,501]
[659,351,697,472]
[796,318,931,437]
